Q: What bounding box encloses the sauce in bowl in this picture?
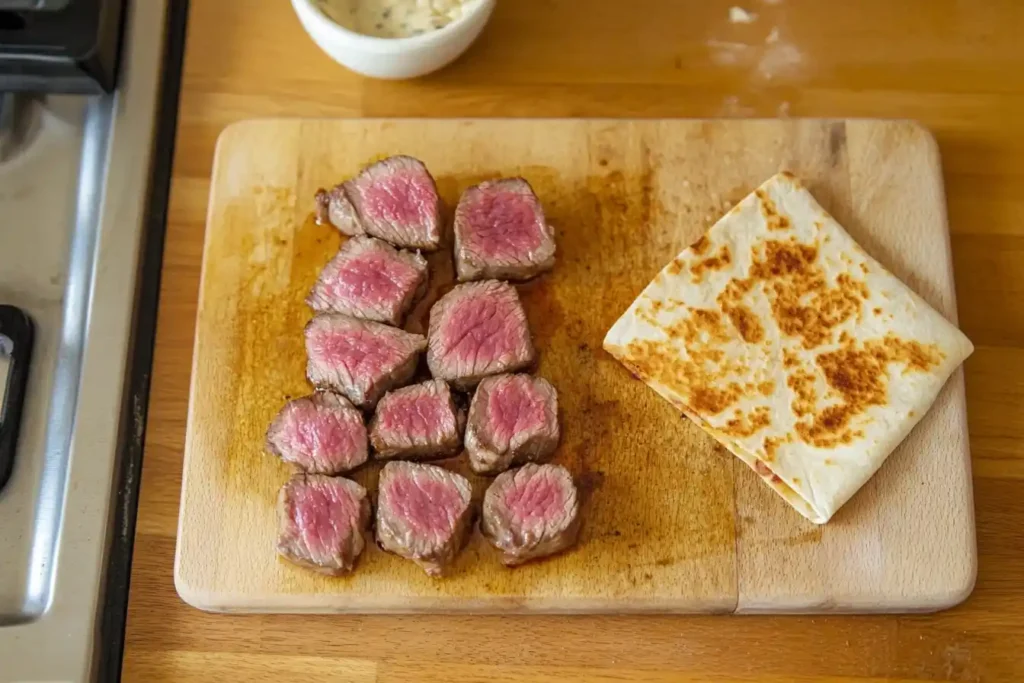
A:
[315,0,478,39]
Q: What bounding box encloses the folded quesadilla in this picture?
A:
[603,171,974,524]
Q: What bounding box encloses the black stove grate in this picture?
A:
[0,0,127,93]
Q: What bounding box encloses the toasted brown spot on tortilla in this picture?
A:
[690,245,732,283]
[751,240,818,279]
[824,458,833,465]
[715,276,765,343]
[665,298,685,311]
[749,240,868,349]
[722,405,772,438]
[690,235,711,255]
[619,305,748,417]
[692,347,725,363]
[787,369,817,417]
[795,334,945,448]
[635,306,658,327]
[837,273,869,300]
[689,309,729,339]
[689,385,742,415]
[796,405,864,448]
[763,436,783,462]
[723,303,765,343]
[861,262,870,274]
[783,349,800,368]
[758,381,775,395]
[666,258,686,277]
[887,335,946,373]
[873,307,882,315]
[755,189,792,231]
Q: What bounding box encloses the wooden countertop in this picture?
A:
[122,1,1024,680]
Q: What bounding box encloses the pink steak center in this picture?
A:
[326,252,420,308]
[360,172,434,225]
[440,295,522,365]
[380,393,451,440]
[462,190,543,259]
[310,327,404,379]
[293,482,360,558]
[283,402,361,462]
[384,474,463,538]
[502,471,566,528]
[486,379,546,447]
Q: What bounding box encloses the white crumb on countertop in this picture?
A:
[757,41,804,81]
[706,39,755,66]
[729,6,758,23]
[766,27,780,43]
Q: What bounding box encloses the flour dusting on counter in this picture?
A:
[729,6,758,24]
[315,0,479,38]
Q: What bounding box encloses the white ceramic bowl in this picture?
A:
[291,0,496,79]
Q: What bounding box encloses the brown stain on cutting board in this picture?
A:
[178,119,969,614]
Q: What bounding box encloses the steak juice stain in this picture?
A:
[213,141,740,604]
[219,191,311,512]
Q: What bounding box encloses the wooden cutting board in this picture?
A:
[175,118,974,614]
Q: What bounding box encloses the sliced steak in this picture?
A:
[307,235,428,326]
[426,280,535,389]
[465,374,559,475]
[481,463,580,566]
[305,314,427,409]
[370,379,463,460]
[314,184,364,236]
[344,155,443,251]
[266,392,368,475]
[454,178,556,281]
[376,461,473,576]
[276,474,370,575]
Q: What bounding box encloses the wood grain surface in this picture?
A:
[124,0,1024,680]
[176,118,971,614]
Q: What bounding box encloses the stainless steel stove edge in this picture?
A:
[0,0,169,680]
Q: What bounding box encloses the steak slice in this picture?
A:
[314,184,364,236]
[465,374,559,475]
[370,379,463,461]
[305,314,427,409]
[344,155,443,251]
[266,392,369,475]
[454,178,556,281]
[307,235,429,326]
[276,474,371,575]
[426,280,535,389]
[481,463,580,566]
[376,461,473,577]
